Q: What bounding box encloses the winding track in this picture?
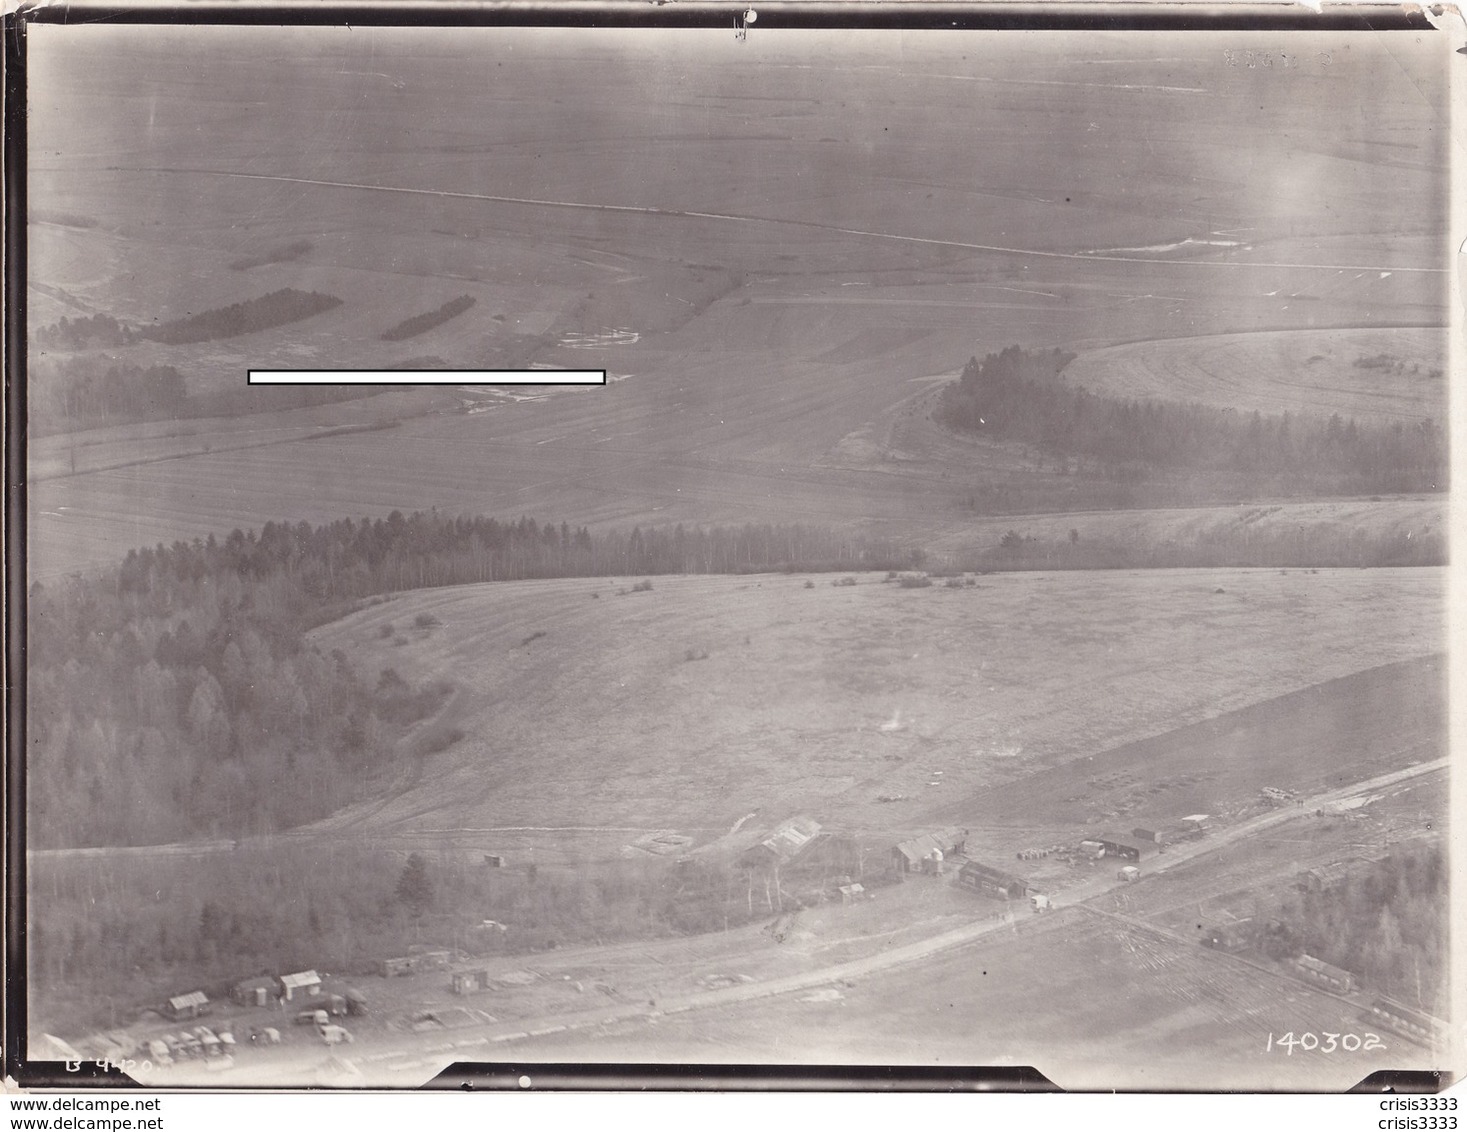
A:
[120,166,1448,276]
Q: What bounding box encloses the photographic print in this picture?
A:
[14,12,1456,1091]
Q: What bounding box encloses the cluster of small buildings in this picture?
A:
[167,969,367,1021]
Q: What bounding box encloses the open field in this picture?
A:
[302,567,1443,857]
[1060,327,1446,425]
[25,28,1448,578]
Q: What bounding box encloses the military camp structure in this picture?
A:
[957,861,1030,900]
[1294,954,1355,994]
[167,991,210,1020]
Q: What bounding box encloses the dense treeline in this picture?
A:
[966,516,1443,570]
[1265,844,1447,1013]
[28,513,917,848]
[939,346,1446,495]
[34,312,136,350]
[100,512,919,604]
[30,833,885,1035]
[381,295,476,342]
[30,359,186,432]
[140,288,342,345]
[30,359,411,437]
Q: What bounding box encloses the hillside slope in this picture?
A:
[308,567,1442,856]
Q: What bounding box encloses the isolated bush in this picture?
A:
[898,573,932,589]
[804,580,815,589]
[631,579,654,592]
[379,623,395,639]
[413,612,441,629]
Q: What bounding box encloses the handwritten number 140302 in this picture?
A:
[1266,1031,1384,1054]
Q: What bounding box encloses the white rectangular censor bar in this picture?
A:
[249,369,606,385]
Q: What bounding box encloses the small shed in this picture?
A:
[836,882,866,904]
[957,861,1029,900]
[1131,827,1166,845]
[1180,814,1210,834]
[1078,840,1105,859]
[167,991,210,1020]
[231,976,279,1008]
[484,854,506,868]
[278,970,322,1001]
[1295,954,1355,993]
[1117,865,1141,883]
[378,956,416,978]
[418,950,453,971]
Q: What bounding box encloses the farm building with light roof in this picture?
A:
[740,816,823,869]
[278,970,322,1001]
[891,828,968,876]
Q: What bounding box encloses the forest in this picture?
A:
[938,346,1446,496]
[1260,844,1447,1014]
[27,513,916,848]
[29,360,186,434]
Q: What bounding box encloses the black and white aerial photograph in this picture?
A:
[14,11,1458,1092]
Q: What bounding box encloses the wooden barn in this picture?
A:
[957,861,1029,900]
[891,828,968,876]
[740,816,823,870]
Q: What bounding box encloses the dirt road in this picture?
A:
[313,756,1446,1083]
